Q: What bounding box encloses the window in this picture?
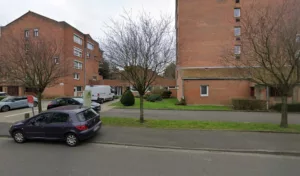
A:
[73,34,82,45]
[86,52,90,58]
[49,113,69,123]
[92,76,97,81]
[250,87,255,97]
[77,109,98,122]
[67,98,80,105]
[74,61,83,69]
[87,42,94,50]
[234,8,241,18]
[234,27,241,36]
[24,30,29,38]
[34,29,39,37]
[76,86,82,91]
[296,34,300,43]
[74,73,80,80]
[56,98,67,105]
[235,0,240,3]
[269,87,281,97]
[31,113,52,126]
[236,18,240,22]
[234,45,241,55]
[200,85,209,97]
[54,57,59,64]
[74,47,82,57]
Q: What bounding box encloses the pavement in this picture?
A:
[1,123,300,155]
[0,138,299,176]
[102,109,300,124]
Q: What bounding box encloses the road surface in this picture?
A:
[0,138,299,176]
[102,109,300,124]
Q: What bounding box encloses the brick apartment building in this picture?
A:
[0,11,102,97]
[176,0,300,105]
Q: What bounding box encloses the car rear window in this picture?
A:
[76,109,98,122]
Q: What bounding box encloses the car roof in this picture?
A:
[46,105,89,114]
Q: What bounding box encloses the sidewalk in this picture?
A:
[1,122,300,155]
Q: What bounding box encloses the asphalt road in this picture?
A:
[102,109,300,124]
[0,138,299,176]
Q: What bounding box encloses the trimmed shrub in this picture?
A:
[161,90,172,98]
[175,98,186,106]
[271,103,300,112]
[121,90,135,106]
[146,94,163,102]
[232,99,266,110]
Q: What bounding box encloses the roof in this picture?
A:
[3,11,100,45]
[47,105,89,114]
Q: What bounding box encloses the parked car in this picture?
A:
[47,97,101,112]
[9,106,102,146]
[0,96,38,112]
[0,92,9,97]
[85,85,115,104]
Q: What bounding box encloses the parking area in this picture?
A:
[0,100,117,123]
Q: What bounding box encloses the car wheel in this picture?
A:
[33,102,38,107]
[13,131,26,143]
[1,105,10,112]
[65,133,78,147]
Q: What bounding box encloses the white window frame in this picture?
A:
[74,73,80,80]
[74,60,83,69]
[234,45,241,55]
[73,34,83,45]
[34,29,39,37]
[73,47,83,57]
[234,8,241,18]
[54,56,59,64]
[200,85,209,97]
[87,42,94,50]
[25,30,29,38]
[234,27,241,36]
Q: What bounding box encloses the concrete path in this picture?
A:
[2,123,300,155]
[102,109,300,124]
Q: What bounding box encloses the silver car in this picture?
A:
[0,96,38,112]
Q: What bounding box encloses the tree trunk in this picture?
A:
[139,95,144,123]
[37,92,42,113]
[280,95,288,128]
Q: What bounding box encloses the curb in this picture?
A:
[92,141,300,157]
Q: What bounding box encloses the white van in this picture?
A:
[85,85,114,104]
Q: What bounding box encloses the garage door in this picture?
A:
[7,86,19,96]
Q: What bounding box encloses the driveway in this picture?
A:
[102,109,300,124]
[0,100,117,123]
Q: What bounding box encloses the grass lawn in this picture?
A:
[102,117,300,133]
[111,98,232,111]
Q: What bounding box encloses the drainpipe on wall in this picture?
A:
[266,86,269,110]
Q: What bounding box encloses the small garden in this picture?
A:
[112,87,232,111]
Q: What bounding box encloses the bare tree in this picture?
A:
[102,11,175,123]
[0,34,69,113]
[221,0,300,128]
[164,62,176,79]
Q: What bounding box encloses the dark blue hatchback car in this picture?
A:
[9,106,102,146]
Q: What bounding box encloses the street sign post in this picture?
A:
[83,90,92,107]
[27,95,35,116]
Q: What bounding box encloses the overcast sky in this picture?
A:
[0,0,175,40]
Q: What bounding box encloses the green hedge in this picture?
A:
[120,90,135,106]
[146,94,163,102]
[271,103,300,112]
[161,90,172,98]
[232,99,267,110]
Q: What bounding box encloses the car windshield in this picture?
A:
[73,98,83,103]
[0,97,12,102]
[76,109,98,122]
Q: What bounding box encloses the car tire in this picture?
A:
[33,102,38,107]
[65,133,79,147]
[1,105,10,112]
[13,131,26,143]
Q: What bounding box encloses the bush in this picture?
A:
[143,94,150,100]
[161,90,172,98]
[175,97,186,106]
[0,97,5,101]
[232,99,266,110]
[114,95,120,99]
[271,103,300,112]
[146,94,163,102]
[120,90,135,106]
